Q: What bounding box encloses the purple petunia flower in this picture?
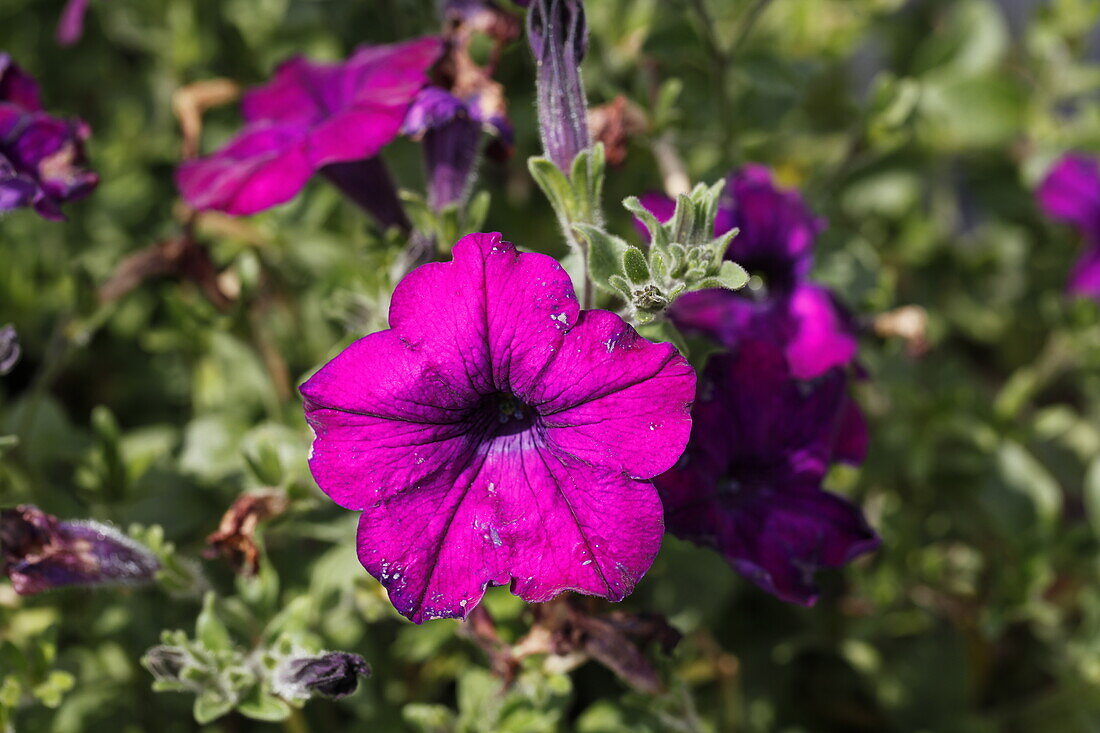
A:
[1,505,160,595]
[656,340,878,606]
[1037,153,1100,299]
[637,165,857,379]
[302,232,695,623]
[0,54,98,220]
[176,37,442,224]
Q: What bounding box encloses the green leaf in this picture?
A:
[465,190,492,233]
[193,692,235,725]
[715,260,749,291]
[196,593,232,651]
[528,157,575,220]
[238,689,291,721]
[1084,458,1100,539]
[574,224,630,294]
[623,196,669,249]
[622,247,650,285]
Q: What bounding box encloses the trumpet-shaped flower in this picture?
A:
[302,232,695,623]
[657,340,878,606]
[177,37,442,221]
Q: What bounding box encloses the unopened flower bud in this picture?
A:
[527,0,590,173]
[272,652,371,701]
[1,505,160,595]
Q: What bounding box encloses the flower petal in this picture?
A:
[1037,154,1100,236]
[715,486,879,606]
[534,309,695,479]
[783,284,859,380]
[176,123,313,215]
[302,330,479,511]
[387,232,580,395]
[356,432,662,623]
[1068,246,1100,300]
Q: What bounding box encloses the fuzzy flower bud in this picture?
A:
[0,505,160,595]
[272,652,371,701]
[527,0,590,173]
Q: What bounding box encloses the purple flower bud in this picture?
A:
[56,0,93,47]
[527,0,590,173]
[404,87,510,211]
[273,652,371,701]
[0,324,19,375]
[0,505,160,595]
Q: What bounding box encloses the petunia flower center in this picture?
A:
[471,390,537,439]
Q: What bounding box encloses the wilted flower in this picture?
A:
[302,232,695,623]
[0,54,98,220]
[0,324,19,375]
[1037,153,1100,299]
[587,95,647,167]
[204,489,289,577]
[272,652,371,701]
[657,340,878,605]
[0,505,160,595]
[527,0,590,173]
[176,37,442,225]
[638,165,857,379]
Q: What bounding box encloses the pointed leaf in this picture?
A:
[574,224,630,294]
[716,261,749,291]
[622,247,651,285]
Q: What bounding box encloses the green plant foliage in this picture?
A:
[2,0,1100,731]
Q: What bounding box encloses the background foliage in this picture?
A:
[3,0,1100,730]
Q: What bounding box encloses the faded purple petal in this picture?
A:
[56,0,93,46]
[715,485,879,605]
[657,340,876,605]
[1068,245,1100,299]
[1,505,160,595]
[1037,154,1100,239]
[303,232,694,622]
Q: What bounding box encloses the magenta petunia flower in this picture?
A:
[1037,153,1100,299]
[176,37,442,221]
[656,340,878,606]
[302,232,695,623]
[0,54,98,220]
[637,165,856,379]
